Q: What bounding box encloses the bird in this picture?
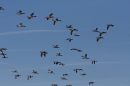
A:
[67,38,73,42]
[99,31,106,36]
[52,84,58,86]
[12,70,18,73]
[56,53,62,56]
[69,28,78,35]
[92,28,99,32]
[16,23,26,27]
[27,12,36,19]
[17,10,25,15]
[27,75,33,80]
[74,34,80,36]
[61,77,67,80]
[96,36,103,42]
[59,62,65,66]
[71,48,77,50]
[48,69,54,74]
[73,69,79,73]
[82,54,89,59]
[81,73,86,76]
[78,68,83,71]
[66,25,73,28]
[89,81,94,85]
[53,61,60,65]
[63,74,69,76]
[0,7,4,10]
[40,51,47,57]
[32,70,38,74]
[45,13,54,20]
[15,74,21,79]
[52,18,61,25]
[107,24,114,30]
[77,49,83,52]
[92,60,97,64]
[53,45,59,48]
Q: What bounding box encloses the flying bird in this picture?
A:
[71,48,77,50]
[53,45,60,48]
[92,28,99,32]
[15,74,21,79]
[56,53,62,56]
[99,32,106,36]
[69,28,78,35]
[0,7,4,10]
[48,69,54,74]
[32,70,38,74]
[61,77,67,80]
[89,81,94,85]
[12,70,18,73]
[40,51,47,57]
[66,25,73,28]
[92,60,97,64]
[27,75,33,80]
[52,18,61,25]
[81,73,86,76]
[27,12,36,19]
[96,36,103,42]
[77,49,83,52]
[107,24,114,30]
[82,54,89,59]
[74,34,80,36]
[63,74,69,76]
[45,13,54,20]
[67,38,73,42]
[17,23,26,27]
[17,10,25,15]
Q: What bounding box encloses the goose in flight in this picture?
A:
[40,51,47,57]
[66,84,72,86]
[59,62,65,66]
[77,49,83,52]
[53,61,61,65]
[12,70,18,73]
[96,36,103,42]
[45,13,54,20]
[0,52,7,58]
[61,77,67,80]
[17,23,26,27]
[67,38,73,42]
[66,25,73,28]
[73,68,83,73]
[56,53,62,56]
[69,28,78,35]
[52,18,61,25]
[27,75,33,80]
[92,60,97,64]
[107,24,114,30]
[48,69,54,74]
[99,32,106,36]
[74,34,80,36]
[15,74,21,79]
[63,74,69,76]
[81,73,86,76]
[92,28,99,32]
[0,7,4,10]
[27,12,36,19]
[71,48,77,50]
[82,54,89,59]
[53,45,59,48]
[52,84,58,86]
[32,70,38,74]
[89,81,94,85]
[17,10,25,15]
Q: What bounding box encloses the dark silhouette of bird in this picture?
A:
[48,69,54,74]
[107,24,114,30]
[89,81,94,85]
[45,13,54,20]
[0,7,4,10]
[12,70,18,73]
[92,60,97,64]
[74,34,80,36]
[32,70,38,74]
[82,54,89,59]
[96,36,103,42]
[81,73,86,76]
[99,32,106,36]
[69,28,78,35]
[17,10,25,15]
[92,28,99,32]
[53,45,60,48]
[52,18,61,25]
[61,77,67,80]
[15,74,21,79]
[56,53,62,56]
[67,38,73,42]
[63,74,69,76]
[40,51,47,57]
[17,23,26,27]
[27,75,33,80]
[27,12,36,19]
[66,25,73,28]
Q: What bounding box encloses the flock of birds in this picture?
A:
[0,6,114,86]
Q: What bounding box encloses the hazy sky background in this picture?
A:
[0,0,130,86]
